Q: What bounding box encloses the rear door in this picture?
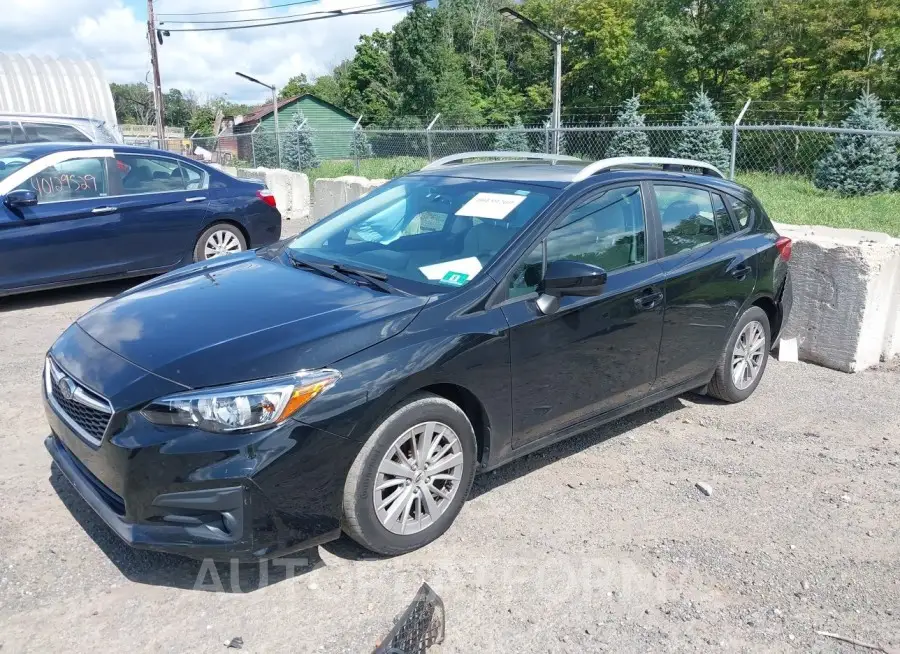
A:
[650,182,757,389]
[500,183,666,448]
[106,152,211,270]
[0,152,123,291]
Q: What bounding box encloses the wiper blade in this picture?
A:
[332,263,405,295]
[286,252,354,284]
[287,252,404,295]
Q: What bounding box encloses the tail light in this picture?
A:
[256,189,276,208]
[775,236,792,261]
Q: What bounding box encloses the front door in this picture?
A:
[650,183,758,389]
[0,153,121,292]
[500,184,666,449]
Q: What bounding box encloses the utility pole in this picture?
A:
[147,0,166,146]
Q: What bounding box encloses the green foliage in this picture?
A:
[281,111,320,171]
[339,30,398,126]
[110,82,154,125]
[351,129,373,159]
[739,172,900,236]
[671,91,730,171]
[606,95,650,157]
[280,74,310,100]
[494,117,529,152]
[188,106,216,137]
[252,129,279,168]
[814,93,898,196]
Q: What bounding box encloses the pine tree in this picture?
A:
[494,116,529,152]
[814,93,898,196]
[281,111,320,171]
[252,129,278,168]
[671,91,730,171]
[607,96,651,157]
[350,128,373,159]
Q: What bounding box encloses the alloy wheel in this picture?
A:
[373,421,465,535]
[204,230,242,259]
[732,320,766,390]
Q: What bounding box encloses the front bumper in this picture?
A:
[43,328,359,560]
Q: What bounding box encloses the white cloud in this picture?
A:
[1,0,408,104]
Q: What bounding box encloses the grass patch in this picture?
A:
[736,172,900,237]
[306,157,428,186]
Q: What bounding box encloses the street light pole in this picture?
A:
[236,71,281,168]
[498,7,563,154]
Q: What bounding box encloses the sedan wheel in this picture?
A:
[374,421,464,536]
[204,230,243,259]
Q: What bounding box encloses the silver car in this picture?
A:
[0,113,122,146]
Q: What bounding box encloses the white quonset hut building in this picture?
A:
[0,52,118,130]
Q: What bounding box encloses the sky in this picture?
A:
[0,0,412,104]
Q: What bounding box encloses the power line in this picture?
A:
[157,0,319,18]
[157,0,423,31]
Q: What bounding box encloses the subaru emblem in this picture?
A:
[58,377,76,401]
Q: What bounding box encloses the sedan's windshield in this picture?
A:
[0,153,35,182]
[289,175,556,289]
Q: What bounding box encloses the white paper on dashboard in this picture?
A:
[418,257,483,280]
[454,192,526,220]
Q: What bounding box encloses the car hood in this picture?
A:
[77,253,428,388]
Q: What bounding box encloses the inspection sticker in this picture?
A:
[419,257,483,282]
[455,192,526,220]
[440,271,469,286]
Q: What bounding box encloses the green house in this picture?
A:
[233,94,357,163]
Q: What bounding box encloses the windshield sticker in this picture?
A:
[440,271,469,286]
[455,192,526,220]
[419,257,483,281]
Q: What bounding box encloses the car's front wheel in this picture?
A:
[342,393,477,555]
[194,223,247,262]
[708,306,771,403]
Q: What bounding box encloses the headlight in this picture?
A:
[141,369,340,433]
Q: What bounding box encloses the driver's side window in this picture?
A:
[16,157,109,203]
[508,185,646,297]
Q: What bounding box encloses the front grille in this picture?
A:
[46,358,112,443]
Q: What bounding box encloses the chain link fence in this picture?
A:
[172,123,900,181]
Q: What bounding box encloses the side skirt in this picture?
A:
[479,372,713,473]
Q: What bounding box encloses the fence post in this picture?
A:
[544,121,550,153]
[426,114,441,162]
[352,116,364,174]
[730,98,752,179]
[251,123,261,167]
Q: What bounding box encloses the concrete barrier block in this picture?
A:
[313,176,387,222]
[776,222,900,372]
[233,167,310,223]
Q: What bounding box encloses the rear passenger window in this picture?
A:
[654,185,716,256]
[21,122,92,143]
[727,196,753,229]
[712,193,735,237]
[112,155,188,195]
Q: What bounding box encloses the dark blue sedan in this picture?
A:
[0,143,281,296]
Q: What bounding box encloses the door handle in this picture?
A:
[91,206,117,214]
[731,264,751,280]
[634,290,664,311]
[184,196,207,203]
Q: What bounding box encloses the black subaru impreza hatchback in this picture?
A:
[44,153,792,559]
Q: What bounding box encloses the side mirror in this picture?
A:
[5,189,38,208]
[539,260,608,297]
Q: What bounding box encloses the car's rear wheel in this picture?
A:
[342,393,477,555]
[708,306,771,403]
[194,223,246,262]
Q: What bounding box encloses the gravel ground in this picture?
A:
[0,278,898,654]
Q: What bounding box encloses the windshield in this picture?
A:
[0,152,36,182]
[289,175,556,289]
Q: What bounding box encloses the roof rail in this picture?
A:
[571,156,725,182]
[422,151,582,170]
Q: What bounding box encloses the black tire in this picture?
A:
[193,223,247,262]
[708,306,771,403]
[342,392,477,555]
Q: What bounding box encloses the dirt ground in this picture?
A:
[0,278,898,654]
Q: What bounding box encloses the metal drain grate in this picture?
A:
[374,583,445,654]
